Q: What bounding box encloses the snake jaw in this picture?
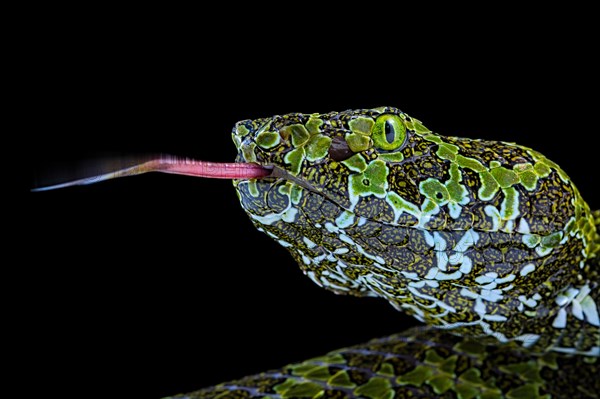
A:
[268,165,318,193]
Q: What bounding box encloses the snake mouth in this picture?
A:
[267,165,317,192]
[256,164,360,221]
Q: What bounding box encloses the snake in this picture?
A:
[34,107,599,398]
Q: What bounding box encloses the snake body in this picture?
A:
[169,107,599,398]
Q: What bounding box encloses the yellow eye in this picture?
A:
[373,114,406,151]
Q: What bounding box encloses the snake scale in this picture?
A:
[35,107,599,398]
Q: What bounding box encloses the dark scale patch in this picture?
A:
[343,352,386,372]
[302,228,323,250]
[475,230,494,248]
[441,293,477,323]
[265,185,290,214]
[301,243,327,261]
[482,246,504,265]
[383,355,419,376]
[400,141,415,161]
[497,144,530,165]
[547,176,577,231]
[503,298,537,325]
[527,170,575,233]
[270,113,308,130]
[354,235,387,254]
[324,181,351,212]
[486,231,518,247]
[294,230,324,254]
[554,313,591,351]
[275,222,308,246]
[382,277,404,292]
[406,229,435,255]
[451,138,508,165]
[320,233,352,253]
[438,231,459,251]
[452,353,475,377]
[290,209,320,232]
[515,184,535,221]
[320,199,342,221]
[446,211,475,231]
[377,225,410,246]
[399,161,422,184]
[331,251,373,272]
[487,184,506,210]
[299,191,326,223]
[257,224,297,250]
[343,263,375,282]
[397,212,420,227]
[392,340,452,364]
[345,368,372,386]
[422,208,449,230]
[289,251,317,275]
[540,256,576,290]
[461,167,483,192]
[416,286,468,321]
[354,196,394,221]
[469,201,496,231]
[476,230,524,254]
[401,255,436,283]
[443,253,463,273]
[236,182,274,216]
[303,161,352,211]
[411,136,437,157]
[308,261,342,284]
[336,108,381,124]
[486,262,517,277]
[251,136,286,162]
[466,249,487,273]
[335,252,378,271]
[410,153,450,182]
[326,128,352,139]
[505,245,538,264]
[386,169,422,204]
[387,247,416,268]
[361,148,382,163]
[346,220,382,238]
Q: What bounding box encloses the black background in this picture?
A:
[22,14,598,399]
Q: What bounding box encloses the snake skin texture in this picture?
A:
[167,107,599,398]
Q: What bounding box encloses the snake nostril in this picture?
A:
[328,136,355,162]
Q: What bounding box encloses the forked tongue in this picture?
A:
[32,155,273,192]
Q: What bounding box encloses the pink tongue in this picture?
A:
[157,159,272,179]
[32,156,273,192]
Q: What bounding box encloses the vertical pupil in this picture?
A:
[385,120,395,143]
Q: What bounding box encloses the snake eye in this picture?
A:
[373,115,406,151]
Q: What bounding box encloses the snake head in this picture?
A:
[232,107,598,354]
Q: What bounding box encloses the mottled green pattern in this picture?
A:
[169,108,599,398]
[167,326,599,399]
